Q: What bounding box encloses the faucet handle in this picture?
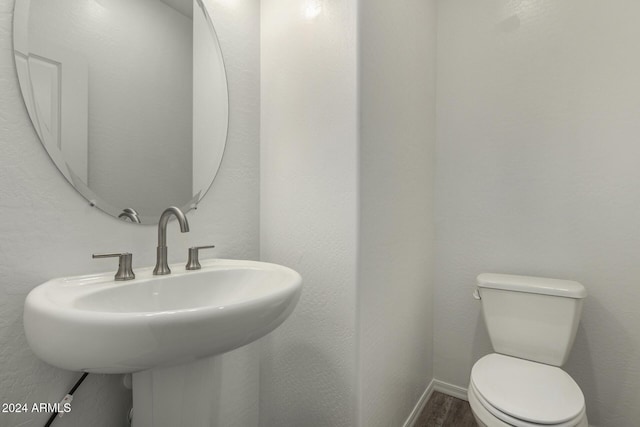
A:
[186,245,215,270]
[92,253,136,281]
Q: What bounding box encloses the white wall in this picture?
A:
[0,0,260,425]
[358,1,436,426]
[435,1,640,426]
[261,1,437,426]
[260,0,359,426]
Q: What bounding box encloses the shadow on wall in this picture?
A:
[469,311,494,382]
[566,325,598,424]
[260,340,350,427]
[564,297,637,427]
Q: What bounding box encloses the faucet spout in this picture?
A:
[153,206,190,275]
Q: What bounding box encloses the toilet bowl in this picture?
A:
[468,354,588,427]
[469,274,589,427]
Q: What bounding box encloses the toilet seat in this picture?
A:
[470,380,586,427]
[470,354,586,427]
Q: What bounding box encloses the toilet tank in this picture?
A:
[477,273,587,366]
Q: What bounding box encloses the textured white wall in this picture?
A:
[0,0,260,425]
[435,1,640,426]
[358,0,436,426]
[260,0,359,426]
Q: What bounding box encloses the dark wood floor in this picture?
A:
[414,391,478,427]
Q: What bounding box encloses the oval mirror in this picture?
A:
[13,0,229,224]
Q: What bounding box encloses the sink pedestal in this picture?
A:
[132,356,224,427]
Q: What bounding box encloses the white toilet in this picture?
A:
[468,273,588,427]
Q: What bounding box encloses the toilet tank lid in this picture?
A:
[477,273,587,299]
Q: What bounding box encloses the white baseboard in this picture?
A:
[433,379,469,401]
[402,379,435,427]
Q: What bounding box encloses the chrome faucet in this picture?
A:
[153,206,190,275]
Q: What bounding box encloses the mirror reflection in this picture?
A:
[13,0,229,224]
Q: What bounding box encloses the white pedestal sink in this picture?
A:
[24,259,302,426]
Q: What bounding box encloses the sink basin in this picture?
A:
[24,259,302,374]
